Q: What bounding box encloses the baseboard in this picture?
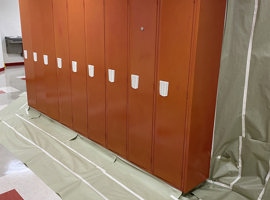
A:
[5,62,24,66]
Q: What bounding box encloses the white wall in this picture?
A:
[0,35,4,69]
[0,0,23,64]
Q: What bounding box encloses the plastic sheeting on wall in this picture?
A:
[206,0,270,199]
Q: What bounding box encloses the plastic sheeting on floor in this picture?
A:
[0,93,182,200]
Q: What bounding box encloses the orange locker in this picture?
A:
[105,0,128,157]
[28,0,47,115]
[181,0,227,192]
[52,0,73,128]
[67,0,88,137]
[39,0,59,121]
[153,0,194,189]
[26,0,59,120]
[20,0,226,193]
[153,0,226,192]
[127,0,158,171]
[85,0,106,146]
[19,0,36,108]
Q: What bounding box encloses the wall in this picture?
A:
[0,0,23,64]
[0,36,3,69]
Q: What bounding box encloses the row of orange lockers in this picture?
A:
[19,0,226,193]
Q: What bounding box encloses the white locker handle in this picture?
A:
[57,58,62,69]
[72,61,77,72]
[88,65,94,77]
[108,69,115,83]
[43,55,48,65]
[33,52,37,62]
[159,81,169,97]
[24,50,28,59]
[131,74,139,89]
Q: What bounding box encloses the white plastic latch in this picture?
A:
[108,69,115,83]
[131,74,139,89]
[72,61,77,72]
[43,55,48,65]
[33,52,37,62]
[24,50,27,59]
[159,81,169,97]
[88,65,94,77]
[57,58,62,69]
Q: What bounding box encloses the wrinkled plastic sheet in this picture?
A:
[208,0,270,199]
[0,94,182,200]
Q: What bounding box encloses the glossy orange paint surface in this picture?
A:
[105,0,128,157]
[20,0,226,193]
[182,0,227,192]
[85,0,106,146]
[19,0,36,108]
[52,0,73,128]
[39,0,59,121]
[29,0,47,115]
[127,0,158,171]
[153,0,194,189]
[67,0,88,137]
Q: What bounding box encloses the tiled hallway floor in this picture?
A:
[0,144,61,200]
[0,66,26,110]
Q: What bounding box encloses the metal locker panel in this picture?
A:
[182,0,227,192]
[85,0,106,146]
[153,0,195,188]
[52,0,73,128]
[19,0,37,108]
[29,0,47,115]
[105,0,128,157]
[39,0,59,121]
[67,0,88,136]
[127,0,158,171]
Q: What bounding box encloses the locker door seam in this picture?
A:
[83,0,89,139]
[104,0,108,147]
[151,0,162,173]
[51,0,60,121]
[66,0,75,129]
[181,0,201,191]
[126,0,130,159]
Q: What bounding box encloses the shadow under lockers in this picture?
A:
[19,0,226,193]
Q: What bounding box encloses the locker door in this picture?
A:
[127,0,158,171]
[52,0,73,127]
[105,0,128,157]
[153,0,195,188]
[67,0,88,136]
[19,0,36,108]
[39,0,59,121]
[85,0,106,145]
[29,0,47,114]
